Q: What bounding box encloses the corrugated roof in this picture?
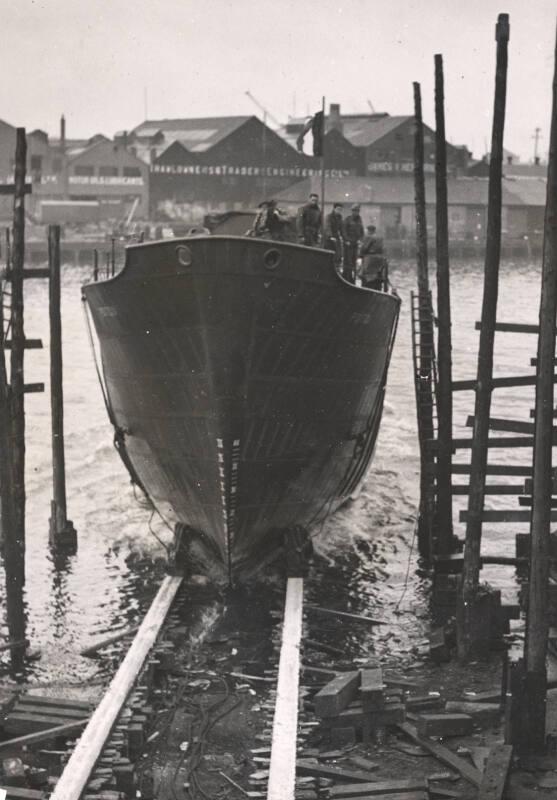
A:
[133,116,252,151]
[274,175,547,207]
[342,115,413,147]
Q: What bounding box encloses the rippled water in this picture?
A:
[0,256,541,683]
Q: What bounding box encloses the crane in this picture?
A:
[245,91,283,129]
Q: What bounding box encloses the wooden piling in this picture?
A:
[10,128,27,568]
[457,14,510,660]
[434,53,454,556]
[413,81,436,559]
[48,226,77,551]
[520,20,557,753]
[111,237,116,277]
[93,249,98,282]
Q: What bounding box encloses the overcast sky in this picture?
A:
[2,0,555,161]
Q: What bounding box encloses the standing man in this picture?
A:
[297,192,322,246]
[324,202,344,268]
[343,204,364,283]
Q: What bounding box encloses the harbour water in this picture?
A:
[0,256,542,684]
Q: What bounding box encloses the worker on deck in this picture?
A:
[250,200,290,240]
[324,202,344,268]
[343,204,364,283]
[359,224,388,290]
[297,193,322,246]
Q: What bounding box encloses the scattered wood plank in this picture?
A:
[397,722,482,787]
[348,755,380,773]
[305,606,386,626]
[296,760,380,783]
[80,625,141,657]
[478,744,513,799]
[3,713,82,736]
[0,788,45,799]
[304,638,345,657]
[19,694,92,711]
[416,714,473,738]
[0,719,89,752]
[314,672,360,718]
[329,778,427,797]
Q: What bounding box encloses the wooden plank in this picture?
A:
[478,744,513,799]
[0,184,32,195]
[80,625,140,657]
[453,375,545,391]
[314,671,360,718]
[296,760,380,783]
[20,694,92,711]
[3,339,43,350]
[451,484,523,495]
[452,436,534,449]
[475,321,539,334]
[519,496,557,507]
[22,383,45,394]
[0,788,44,799]
[11,704,88,719]
[466,415,535,434]
[416,714,473,738]
[459,509,557,523]
[329,778,427,797]
[267,577,304,800]
[397,722,482,787]
[0,719,89,752]
[3,713,79,734]
[452,463,533,476]
[50,574,182,800]
[306,605,385,625]
[433,553,526,571]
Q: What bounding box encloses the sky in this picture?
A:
[2,0,555,162]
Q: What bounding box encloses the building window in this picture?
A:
[74,165,95,176]
[30,155,42,172]
[123,166,141,177]
[99,166,119,177]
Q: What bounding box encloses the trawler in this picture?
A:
[82,231,400,581]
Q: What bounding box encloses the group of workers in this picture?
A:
[250,193,388,290]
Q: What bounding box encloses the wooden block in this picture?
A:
[405,695,443,711]
[360,668,384,711]
[314,672,361,718]
[329,778,427,796]
[444,702,502,726]
[416,714,473,738]
[478,744,513,799]
[348,755,380,773]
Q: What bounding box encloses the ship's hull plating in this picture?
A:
[83,236,400,577]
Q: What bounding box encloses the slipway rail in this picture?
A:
[50,575,182,800]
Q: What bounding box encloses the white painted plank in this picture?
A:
[267,577,304,800]
[51,574,182,800]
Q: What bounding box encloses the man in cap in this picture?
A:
[343,204,364,283]
[324,202,344,268]
[297,192,322,246]
[359,224,388,289]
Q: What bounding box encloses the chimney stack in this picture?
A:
[329,103,343,133]
[60,114,66,153]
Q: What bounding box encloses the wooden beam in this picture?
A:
[80,625,141,657]
[453,374,545,391]
[267,577,304,800]
[22,383,44,394]
[305,605,385,625]
[475,320,539,334]
[519,496,557,507]
[453,436,534,449]
[50,575,182,800]
[452,463,533,476]
[0,183,32,195]
[451,484,524,495]
[459,509,557,523]
[466,416,535,435]
[3,339,43,350]
[397,722,482,787]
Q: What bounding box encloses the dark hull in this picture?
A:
[83,236,400,578]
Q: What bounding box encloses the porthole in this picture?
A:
[176,245,193,267]
[263,248,281,270]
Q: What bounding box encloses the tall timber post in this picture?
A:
[457,14,509,660]
[412,81,436,559]
[48,225,77,551]
[433,54,453,556]
[520,20,557,753]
